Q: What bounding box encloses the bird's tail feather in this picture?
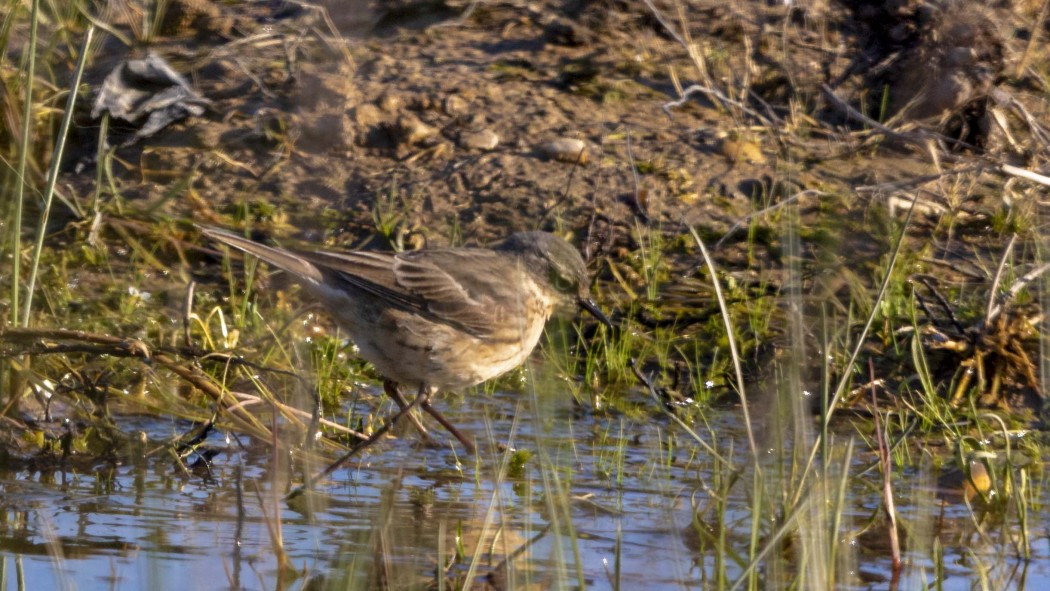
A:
[198,226,324,284]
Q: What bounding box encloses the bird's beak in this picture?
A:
[577,296,613,329]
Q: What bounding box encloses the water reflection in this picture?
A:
[0,390,1047,590]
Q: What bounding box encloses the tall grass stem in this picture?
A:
[21,26,95,326]
[10,0,40,325]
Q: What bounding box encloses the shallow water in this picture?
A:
[0,384,1047,591]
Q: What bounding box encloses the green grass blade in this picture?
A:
[21,25,94,326]
[10,0,39,324]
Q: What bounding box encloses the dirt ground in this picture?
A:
[28,0,1049,412]
[71,0,1044,253]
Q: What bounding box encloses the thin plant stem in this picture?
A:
[21,26,95,326]
[687,226,760,467]
[792,193,918,511]
[10,0,40,325]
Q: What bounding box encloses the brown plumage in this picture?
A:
[199,226,609,452]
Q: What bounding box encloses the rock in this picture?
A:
[458,129,499,151]
[349,103,385,147]
[350,103,383,128]
[537,138,588,164]
[378,93,403,113]
[443,95,469,117]
[717,135,765,164]
[395,114,436,146]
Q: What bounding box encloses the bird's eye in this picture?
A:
[550,269,575,292]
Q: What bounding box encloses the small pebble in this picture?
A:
[443,95,468,117]
[350,103,382,127]
[377,93,403,112]
[396,115,436,146]
[717,135,764,164]
[458,129,500,151]
[537,138,588,164]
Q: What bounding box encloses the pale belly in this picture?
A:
[357,312,548,391]
[315,273,556,392]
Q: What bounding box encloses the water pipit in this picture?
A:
[200,226,611,453]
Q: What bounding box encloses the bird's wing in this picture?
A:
[303,248,521,338]
[298,249,424,312]
[391,250,513,336]
[203,224,527,338]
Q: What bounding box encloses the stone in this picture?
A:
[458,129,499,151]
[537,138,588,165]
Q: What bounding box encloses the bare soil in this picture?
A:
[42,0,1050,411]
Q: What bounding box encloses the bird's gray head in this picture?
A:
[496,231,611,328]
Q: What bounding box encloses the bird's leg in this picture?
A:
[386,380,474,453]
[383,379,434,444]
[420,401,476,454]
[292,385,429,495]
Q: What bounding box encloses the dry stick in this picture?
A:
[152,352,271,436]
[2,326,302,382]
[225,391,362,438]
[1,326,368,442]
[831,85,1050,191]
[987,262,1050,325]
[663,84,774,126]
[687,226,760,466]
[1,327,266,438]
[1,327,154,355]
[1004,263,1050,304]
[429,0,480,29]
[854,165,986,194]
[824,84,1050,188]
[990,88,1050,151]
[914,275,967,335]
[1001,164,1050,188]
[986,234,1017,321]
[818,83,964,155]
[1015,0,1050,78]
[920,256,988,282]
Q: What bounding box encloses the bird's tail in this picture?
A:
[198,226,324,284]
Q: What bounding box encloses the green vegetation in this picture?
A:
[1,1,1048,590]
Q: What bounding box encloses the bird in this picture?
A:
[198,226,611,453]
